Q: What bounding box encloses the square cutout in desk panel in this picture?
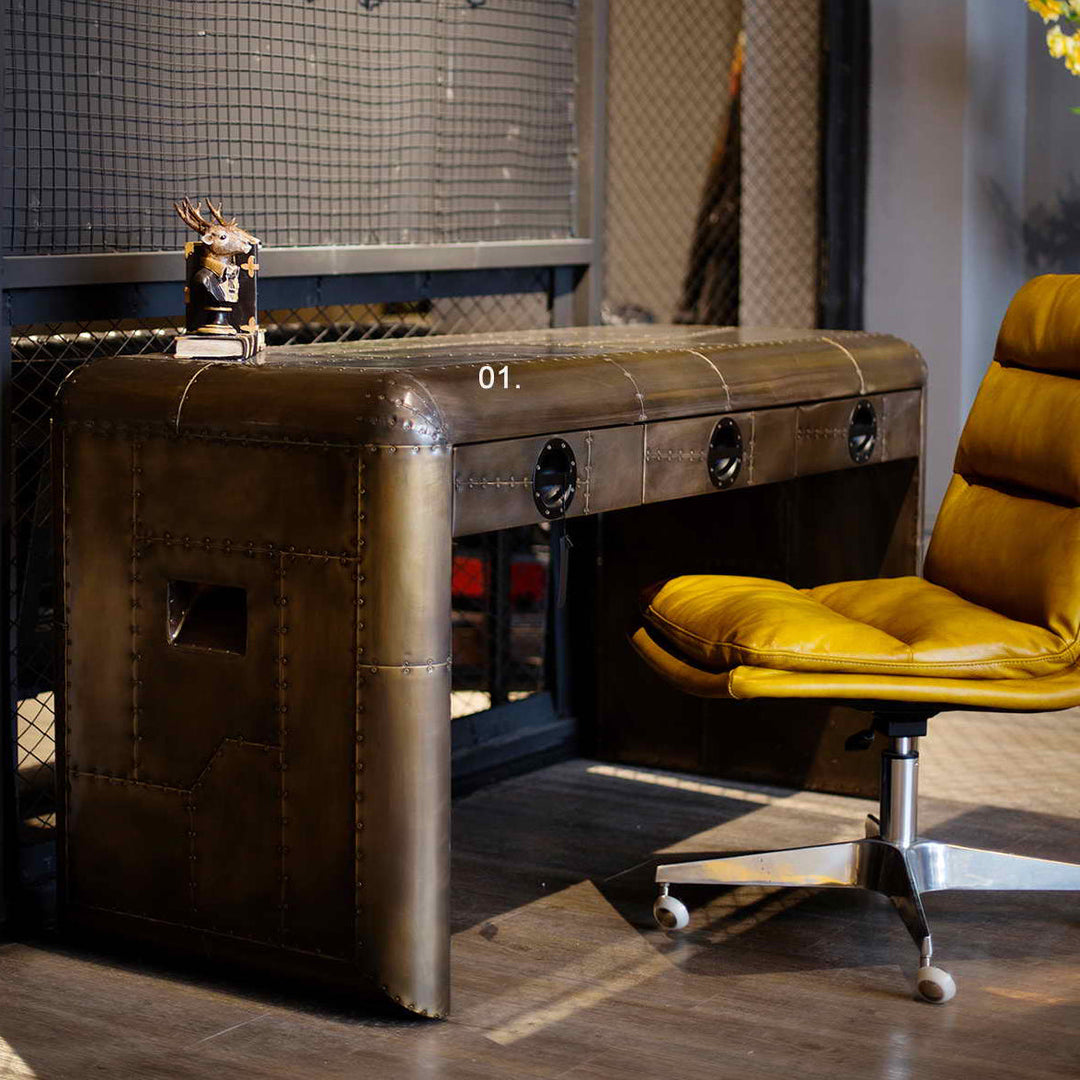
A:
[166,580,247,656]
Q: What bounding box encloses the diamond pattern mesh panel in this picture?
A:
[739,0,821,328]
[604,0,742,326]
[2,0,577,254]
[604,0,822,330]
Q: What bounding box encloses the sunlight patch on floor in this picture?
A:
[0,1036,38,1079]
[588,762,874,823]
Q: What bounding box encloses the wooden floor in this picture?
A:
[4,720,1080,1078]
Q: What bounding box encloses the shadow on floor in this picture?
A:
[450,758,785,933]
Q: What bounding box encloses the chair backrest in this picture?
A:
[924,274,1080,644]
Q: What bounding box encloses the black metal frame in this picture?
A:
[450,520,576,796]
[1,282,13,931]
[5,265,584,332]
[1,2,13,930]
[818,0,871,330]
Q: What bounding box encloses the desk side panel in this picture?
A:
[59,425,452,1015]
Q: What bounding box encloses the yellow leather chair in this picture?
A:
[632,274,1080,1003]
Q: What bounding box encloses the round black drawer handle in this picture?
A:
[533,438,577,519]
[707,417,743,490]
[849,399,877,464]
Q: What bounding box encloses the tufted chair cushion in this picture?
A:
[643,575,1074,679]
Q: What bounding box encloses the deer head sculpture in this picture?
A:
[174,198,261,257]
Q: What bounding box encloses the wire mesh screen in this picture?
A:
[739,0,821,327]
[604,0,741,326]
[603,0,822,329]
[7,285,552,918]
[2,0,577,254]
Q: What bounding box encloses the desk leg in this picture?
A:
[360,445,452,1018]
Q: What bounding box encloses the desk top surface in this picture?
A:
[59,324,925,446]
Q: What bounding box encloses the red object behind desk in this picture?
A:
[452,553,546,607]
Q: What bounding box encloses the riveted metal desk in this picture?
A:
[56,325,925,1017]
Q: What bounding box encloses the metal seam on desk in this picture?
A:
[360,661,452,673]
[453,478,530,490]
[353,454,365,956]
[139,536,360,561]
[130,441,141,780]
[640,425,648,505]
[397,370,449,436]
[584,430,593,515]
[645,449,709,461]
[821,335,867,395]
[602,356,648,421]
[686,349,733,411]
[748,412,756,485]
[70,736,284,793]
[173,362,221,432]
[279,550,289,943]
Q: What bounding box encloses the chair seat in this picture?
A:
[631,623,1080,710]
[644,574,1077,679]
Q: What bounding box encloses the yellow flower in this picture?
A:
[1029,0,1066,20]
[1031,0,1080,90]
[1048,23,1071,57]
[1046,23,1080,74]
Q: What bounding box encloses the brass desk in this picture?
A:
[56,325,924,1017]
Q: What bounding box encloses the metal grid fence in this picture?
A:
[2,0,577,253]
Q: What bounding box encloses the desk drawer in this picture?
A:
[643,408,797,503]
[795,389,921,476]
[453,426,643,537]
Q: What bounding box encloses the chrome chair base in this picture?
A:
[653,727,1080,1003]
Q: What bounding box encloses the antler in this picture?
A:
[174,197,214,233]
[206,200,236,228]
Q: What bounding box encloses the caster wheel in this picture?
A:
[916,964,956,1004]
[653,892,689,931]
